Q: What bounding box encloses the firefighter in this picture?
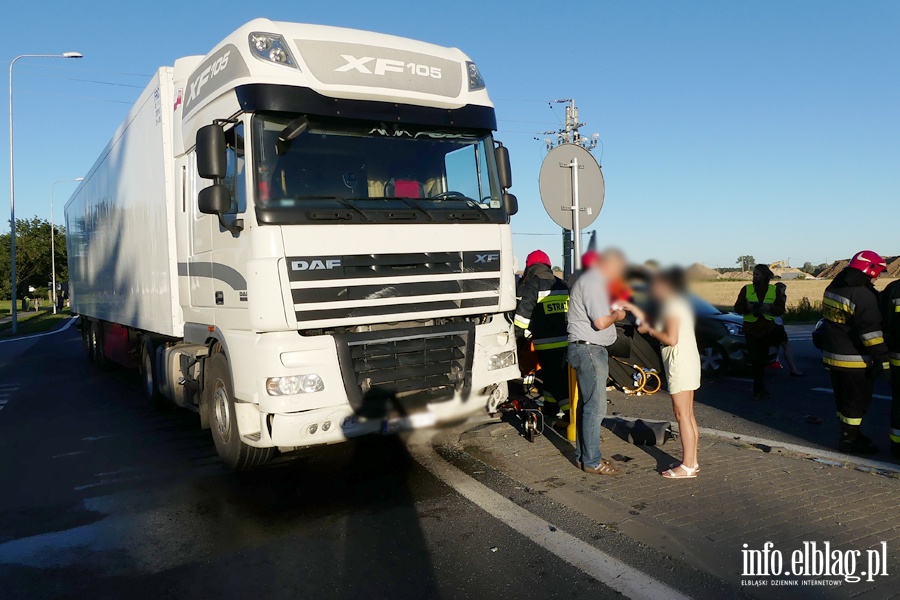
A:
[822,250,890,455]
[514,250,570,424]
[880,277,900,457]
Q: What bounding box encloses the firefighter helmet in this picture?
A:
[525,250,551,268]
[847,250,887,278]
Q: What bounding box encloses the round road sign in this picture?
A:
[538,144,604,230]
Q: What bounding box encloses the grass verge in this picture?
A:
[0,308,73,338]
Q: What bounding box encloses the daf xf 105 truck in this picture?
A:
[65,19,520,469]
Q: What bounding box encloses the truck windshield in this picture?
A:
[252,114,506,225]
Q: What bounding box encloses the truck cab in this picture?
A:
[169,20,519,466]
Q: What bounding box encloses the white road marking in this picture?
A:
[81,434,118,442]
[0,385,16,412]
[0,316,77,344]
[812,387,891,401]
[52,451,88,459]
[407,432,691,600]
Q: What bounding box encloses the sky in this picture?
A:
[2,1,898,270]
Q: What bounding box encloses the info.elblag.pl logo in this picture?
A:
[741,541,889,588]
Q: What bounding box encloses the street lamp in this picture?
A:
[50,178,83,314]
[8,52,83,333]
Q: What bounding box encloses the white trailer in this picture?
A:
[66,19,520,469]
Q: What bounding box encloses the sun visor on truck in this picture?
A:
[294,40,463,98]
[235,85,497,131]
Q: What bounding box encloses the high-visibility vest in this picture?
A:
[744,284,776,323]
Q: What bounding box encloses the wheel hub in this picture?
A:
[701,347,722,371]
[214,385,231,442]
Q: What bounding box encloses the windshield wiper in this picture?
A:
[371,196,435,222]
[283,196,373,222]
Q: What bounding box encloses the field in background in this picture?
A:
[692,278,898,321]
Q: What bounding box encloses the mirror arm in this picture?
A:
[217,214,243,235]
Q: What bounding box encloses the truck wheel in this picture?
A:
[205,353,274,470]
[140,337,166,410]
[82,319,94,363]
[93,321,114,371]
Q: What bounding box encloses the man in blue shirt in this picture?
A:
[567,251,626,475]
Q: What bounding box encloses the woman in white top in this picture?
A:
[623,268,701,479]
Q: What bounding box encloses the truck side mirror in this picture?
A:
[198,185,231,215]
[196,124,227,180]
[495,143,512,190]
[199,184,243,234]
[503,193,518,216]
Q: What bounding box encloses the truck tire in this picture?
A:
[205,352,273,470]
[90,321,109,370]
[140,337,166,410]
[82,319,94,364]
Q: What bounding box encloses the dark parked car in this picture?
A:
[690,296,750,377]
[812,318,825,350]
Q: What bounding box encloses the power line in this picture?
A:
[19,72,145,88]
[0,60,151,78]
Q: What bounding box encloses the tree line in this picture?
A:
[0,217,67,301]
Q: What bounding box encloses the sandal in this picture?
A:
[662,464,697,478]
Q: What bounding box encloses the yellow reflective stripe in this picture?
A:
[823,298,853,314]
[538,294,569,303]
[558,402,571,412]
[533,340,569,350]
[823,356,867,368]
[891,429,900,443]
[890,353,900,367]
[514,316,530,329]
[895,305,900,313]
[824,292,855,313]
[837,412,863,426]
[863,337,885,347]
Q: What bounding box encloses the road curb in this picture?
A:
[632,418,900,475]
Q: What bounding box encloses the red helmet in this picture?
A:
[847,250,887,278]
[525,250,551,268]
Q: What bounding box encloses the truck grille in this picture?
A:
[287,250,501,326]
[334,323,474,411]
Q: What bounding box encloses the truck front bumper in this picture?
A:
[226,314,517,448]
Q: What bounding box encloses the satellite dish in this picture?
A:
[538,144,604,230]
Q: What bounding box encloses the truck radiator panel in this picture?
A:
[333,323,475,411]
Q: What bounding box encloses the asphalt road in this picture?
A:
[0,325,723,599]
[616,325,898,462]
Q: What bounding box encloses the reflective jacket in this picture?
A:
[734,282,785,337]
[514,263,569,350]
[880,279,900,367]
[822,268,889,371]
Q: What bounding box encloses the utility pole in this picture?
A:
[540,99,600,279]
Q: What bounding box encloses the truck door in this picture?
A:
[189,123,250,322]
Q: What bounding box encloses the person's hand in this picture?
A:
[611,308,627,322]
[637,321,651,335]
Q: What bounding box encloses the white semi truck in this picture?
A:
[65,19,520,469]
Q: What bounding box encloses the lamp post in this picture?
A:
[50,178,83,314]
[8,51,82,334]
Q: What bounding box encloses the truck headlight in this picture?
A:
[488,350,516,371]
[249,33,298,68]
[266,374,324,395]
[466,61,485,90]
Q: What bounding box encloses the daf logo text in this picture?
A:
[291,259,342,271]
